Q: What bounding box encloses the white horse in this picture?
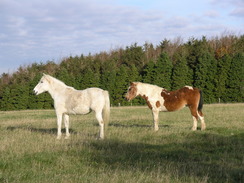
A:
[33,74,110,139]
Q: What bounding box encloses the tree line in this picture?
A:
[0,35,243,110]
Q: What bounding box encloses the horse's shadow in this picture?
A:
[7,126,76,135]
[109,123,170,128]
[109,123,203,131]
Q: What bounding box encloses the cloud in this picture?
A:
[210,0,244,18]
[0,0,243,74]
[230,8,244,17]
[204,10,219,18]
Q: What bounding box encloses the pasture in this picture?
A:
[0,104,243,183]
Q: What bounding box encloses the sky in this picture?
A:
[0,0,243,75]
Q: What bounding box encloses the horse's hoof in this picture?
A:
[96,136,104,140]
[201,124,206,131]
[64,136,70,140]
[154,127,159,131]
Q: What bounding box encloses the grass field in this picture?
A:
[0,104,243,183]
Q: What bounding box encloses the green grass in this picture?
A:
[0,104,243,183]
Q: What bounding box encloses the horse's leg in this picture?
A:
[64,114,70,139]
[152,109,159,131]
[56,112,63,139]
[198,111,206,130]
[189,106,198,131]
[95,111,104,139]
[192,116,198,131]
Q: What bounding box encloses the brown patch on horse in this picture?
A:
[156,101,160,108]
[125,82,138,101]
[161,87,201,112]
[140,94,152,109]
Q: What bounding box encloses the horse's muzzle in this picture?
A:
[125,95,131,101]
[33,89,38,95]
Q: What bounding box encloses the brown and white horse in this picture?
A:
[125,82,206,131]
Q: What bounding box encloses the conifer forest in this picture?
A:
[0,35,243,110]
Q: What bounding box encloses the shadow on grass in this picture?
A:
[7,125,77,135]
[88,132,244,182]
[109,123,170,128]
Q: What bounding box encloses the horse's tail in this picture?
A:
[102,90,110,127]
[198,90,203,112]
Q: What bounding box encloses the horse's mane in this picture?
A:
[45,74,74,90]
[137,82,164,90]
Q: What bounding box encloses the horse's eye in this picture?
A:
[40,81,43,83]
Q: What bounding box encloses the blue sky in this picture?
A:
[0,0,243,74]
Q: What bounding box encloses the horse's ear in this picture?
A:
[44,75,52,83]
[130,82,138,86]
[43,73,46,76]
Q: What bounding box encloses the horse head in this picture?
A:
[33,73,51,95]
[125,82,138,101]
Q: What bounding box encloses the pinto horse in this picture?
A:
[125,82,206,131]
[34,74,110,139]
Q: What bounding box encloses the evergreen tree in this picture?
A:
[100,70,116,105]
[122,43,145,68]
[128,64,141,82]
[171,55,192,90]
[56,67,74,87]
[81,68,100,89]
[142,60,156,84]
[225,53,244,102]
[194,51,217,103]
[216,55,232,102]
[154,52,173,89]
[114,65,129,106]
[100,60,117,105]
[13,84,29,110]
[28,74,44,109]
[0,87,13,110]
[186,38,206,78]
[187,37,217,103]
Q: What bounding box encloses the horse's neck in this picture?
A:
[137,83,162,97]
[48,79,70,99]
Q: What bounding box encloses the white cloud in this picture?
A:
[230,8,244,17]
[210,0,244,18]
[0,0,243,74]
[204,10,219,18]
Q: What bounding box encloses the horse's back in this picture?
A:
[85,87,105,98]
[84,88,108,110]
[180,87,201,104]
[85,87,104,92]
